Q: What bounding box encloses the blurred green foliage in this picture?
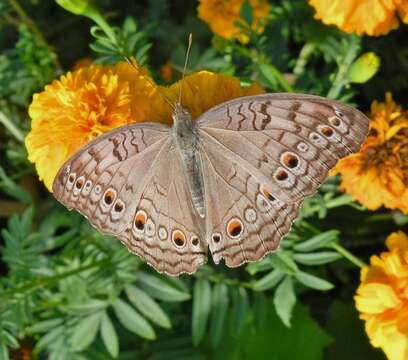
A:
[1,0,407,359]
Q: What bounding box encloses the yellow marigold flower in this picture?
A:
[25,61,156,191]
[332,93,408,214]
[308,0,408,36]
[198,0,270,41]
[146,70,265,122]
[355,231,408,360]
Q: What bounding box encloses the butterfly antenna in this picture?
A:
[178,33,193,106]
[123,56,175,111]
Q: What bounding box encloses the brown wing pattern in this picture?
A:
[197,93,369,267]
[118,146,207,276]
[53,122,207,276]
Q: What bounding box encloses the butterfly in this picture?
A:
[52,90,369,276]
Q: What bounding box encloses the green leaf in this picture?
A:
[246,257,274,275]
[192,278,212,346]
[70,312,102,352]
[294,230,340,252]
[295,271,334,291]
[240,0,253,25]
[112,298,155,340]
[326,301,385,360]
[100,312,119,358]
[252,269,285,292]
[29,318,64,333]
[273,276,296,327]
[269,251,298,275]
[35,325,66,351]
[0,343,9,360]
[210,283,229,348]
[215,303,332,360]
[137,273,190,302]
[231,287,249,335]
[125,285,171,329]
[293,252,342,266]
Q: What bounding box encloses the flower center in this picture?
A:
[361,128,408,185]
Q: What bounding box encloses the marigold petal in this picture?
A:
[386,231,408,251]
[309,0,400,36]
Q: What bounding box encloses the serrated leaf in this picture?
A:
[294,230,339,252]
[293,252,342,266]
[70,312,102,351]
[113,298,155,340]
[192,278,212,346]
[137,273,190,302]
[100,312,119,358]
[273,276,296,327]
[125,285,171,329]
[253,269,285,292]
[210,283,229,348]
[295,271,334,291]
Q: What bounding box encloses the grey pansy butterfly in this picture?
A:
[52,89,369,276]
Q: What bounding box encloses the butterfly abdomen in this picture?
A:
[172,105,206,219]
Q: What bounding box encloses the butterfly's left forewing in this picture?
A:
[197,93,369,267]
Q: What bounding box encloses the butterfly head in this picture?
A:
[172,101,192,125]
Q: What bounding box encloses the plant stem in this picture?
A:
[331,242,366,268]
[8,0,62,71]
[0,258,111,301]
[0,111,25,143]
[327,35,360,99]
[293,43,315,77]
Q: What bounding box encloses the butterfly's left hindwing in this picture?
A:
[197,93,369,267]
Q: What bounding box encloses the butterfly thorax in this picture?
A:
[172,102,206,219]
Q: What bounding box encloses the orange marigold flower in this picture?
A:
[25,61,156,191]
[332,93,408,214]
[198,0,270,41]
[146,70,265,122]
[72,57,93,70]
[308,0,408,36]
[160,60,173,82]
[355,231,408,360]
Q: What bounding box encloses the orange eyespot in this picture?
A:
[114,201,124,213]
[282,153,299,168]
[321,126,333,137]
[75,178,84,189]
[134,211,146,231]
[104,190,115,205]
[276,169,288,181]
[227,218,244,238]
[172,230,186,247]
